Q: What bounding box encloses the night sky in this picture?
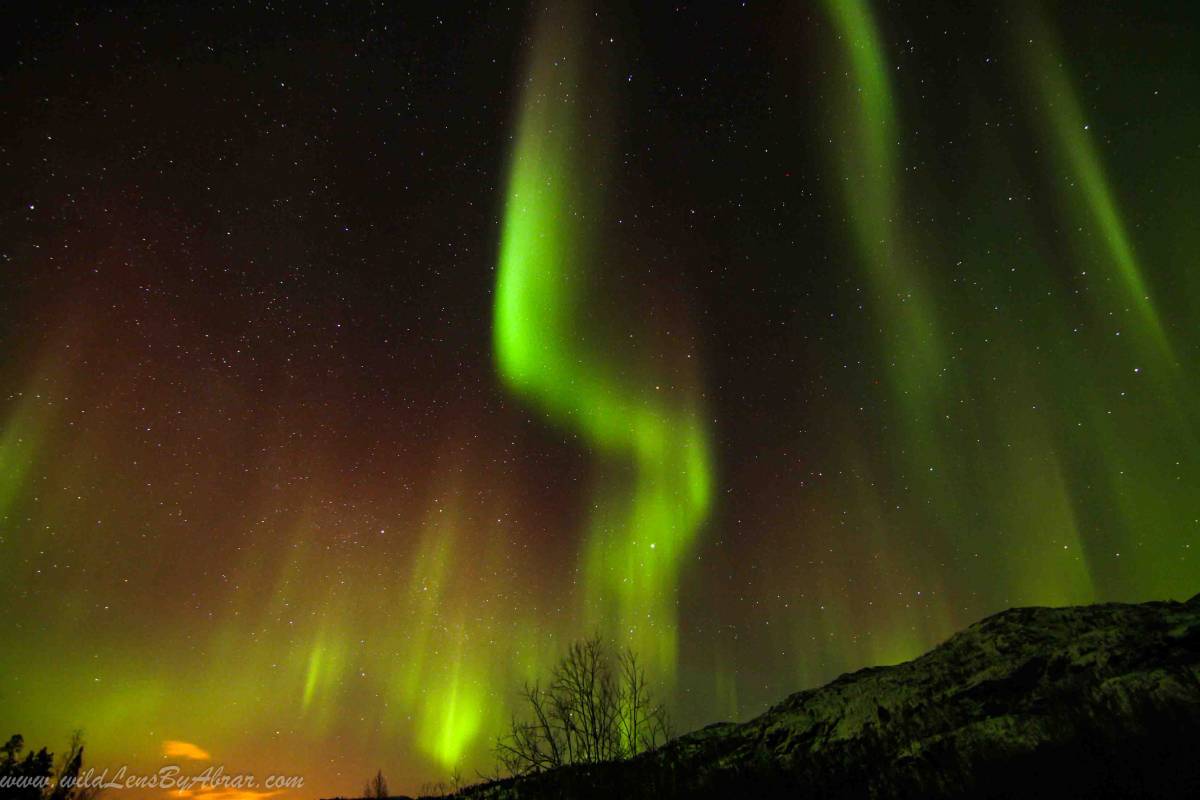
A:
[2,0,1199,796]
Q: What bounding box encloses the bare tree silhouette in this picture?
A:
[494,636,672,777]
[362,769,388,800]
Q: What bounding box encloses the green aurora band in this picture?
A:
[493,5,713,676]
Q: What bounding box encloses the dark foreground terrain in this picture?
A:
[451,592,1200,799]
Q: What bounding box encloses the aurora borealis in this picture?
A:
[2,1,1199,797]
[494,2,712,676]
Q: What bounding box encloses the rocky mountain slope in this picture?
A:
[461,592,1200,799]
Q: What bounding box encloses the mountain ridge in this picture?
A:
[451,592,1200,799]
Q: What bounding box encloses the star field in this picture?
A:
[2,1,1198,796]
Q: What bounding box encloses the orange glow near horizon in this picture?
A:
[163,741,213,762]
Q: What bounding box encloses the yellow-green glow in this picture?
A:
[416,631,485,768]
[984,396,1096,606]
[302,643,324,710]
[493,4,713,674]
[301,632,347,718]
[385,482,498,768]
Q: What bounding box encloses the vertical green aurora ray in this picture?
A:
[817,0,973,607]
[819,0,944,418]
[0,360,63,535]
[817,0,968,537]
[493,5,713,675]
[815,0,1100,617]
[1011,7,1197,602]
[1020,11,1173,363]
[417,623,485,769]
[0,403,39,524]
